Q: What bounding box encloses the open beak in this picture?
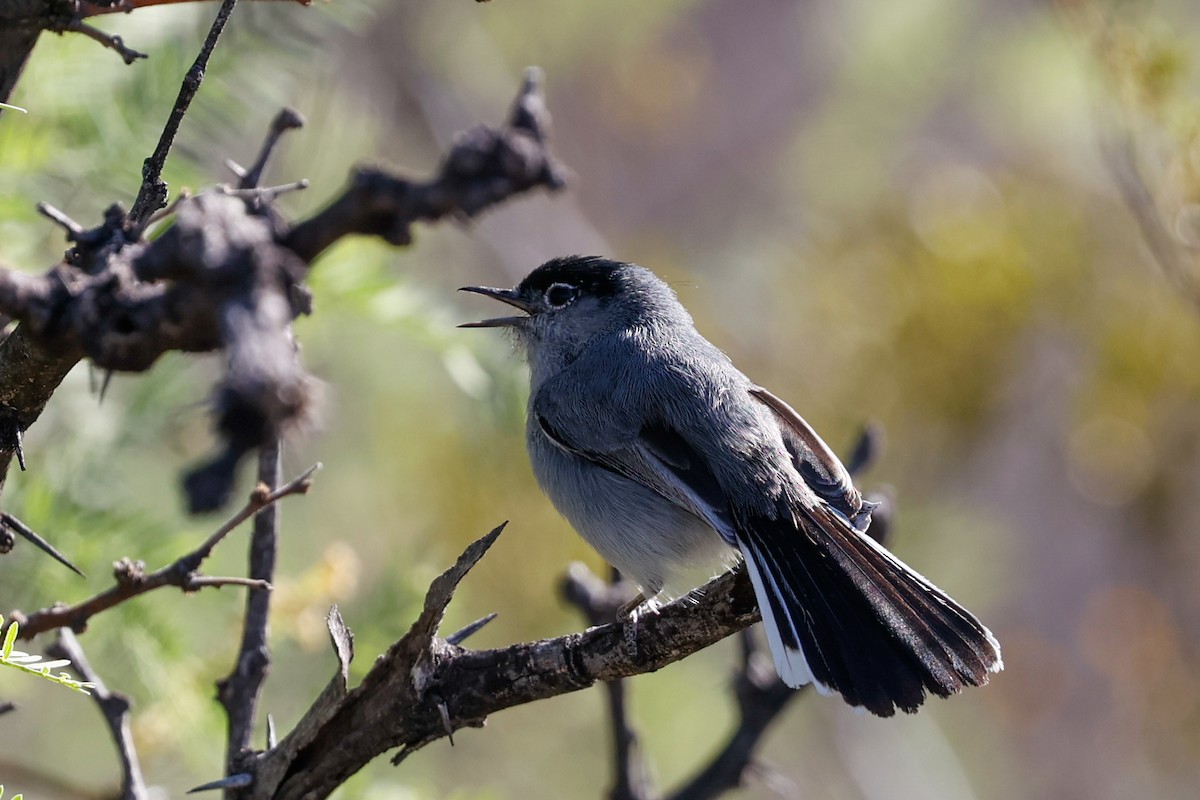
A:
[458,285,536,328]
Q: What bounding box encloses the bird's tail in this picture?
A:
[736,507,1002,716]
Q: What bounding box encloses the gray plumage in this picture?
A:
[461,256,1002,716]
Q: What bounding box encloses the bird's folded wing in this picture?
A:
[534,411,739,544]
[748,386,871,531]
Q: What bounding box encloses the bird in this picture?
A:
[460,255,1002,716]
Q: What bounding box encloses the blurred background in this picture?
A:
[2,0,1200,797]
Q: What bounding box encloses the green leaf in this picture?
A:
[2,617,15,660]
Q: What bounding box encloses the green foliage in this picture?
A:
[0,783,25,800]
[0,615,95,695]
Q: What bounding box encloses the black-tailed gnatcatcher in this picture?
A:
[460,256,1002,716]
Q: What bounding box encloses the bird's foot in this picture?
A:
[619,594,662,660]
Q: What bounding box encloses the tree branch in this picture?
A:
[46,629,150,800]
[229,522,762,800]
[218,438,283,786]
[7,463,317,640]
[283,67,567,264]
[128,0,240,226]
[0,71,564,518]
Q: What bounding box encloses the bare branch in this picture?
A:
[46,629,150,800]
[8,463,317,640]
[239,522,763,800]
[667,631,798,800]
[283,67,567,263]
[35,202,85,238]
[63,20,148,64]
[239,108,306,191]
[0,69,563,515]
[219,439,284,782]
[128,0,240,226]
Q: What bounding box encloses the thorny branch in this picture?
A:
[232,523,765,800]
[46,629,150,800]
[6,464,317,641]
[0,67,565,521]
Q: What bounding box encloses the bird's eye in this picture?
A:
[544,282,579,308]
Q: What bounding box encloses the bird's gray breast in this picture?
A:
[525,415,731,595]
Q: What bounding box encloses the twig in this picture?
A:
[0,74,565,514]
[222,180,310,202]
[128,0,240,226]
[218,437,284,781]
[9,463,317,640]
[46,629,150,800]
[239,107,306,190]
[35,202,85,239]
[63,20,148,65]
[187,576,273,591]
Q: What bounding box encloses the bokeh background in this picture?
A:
[3,0,1200,797]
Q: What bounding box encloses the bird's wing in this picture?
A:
[533,407,740,545]
[748,386,872,531]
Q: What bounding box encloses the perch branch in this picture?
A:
[235,522,762,800]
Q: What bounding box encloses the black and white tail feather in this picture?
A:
[737,508,1002,716]
[739,387,1002,716]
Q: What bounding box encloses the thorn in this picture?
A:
[13,427,24,471]
[436,698,455,746]
[98,369,115,404]
[267,713,277,749]
[0,513,85,577]
[221,180,310,201]
[225,159,247,179]
[445,611,498,645]
[187,773,253,794]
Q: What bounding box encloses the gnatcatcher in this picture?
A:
[461,256,1002,716]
